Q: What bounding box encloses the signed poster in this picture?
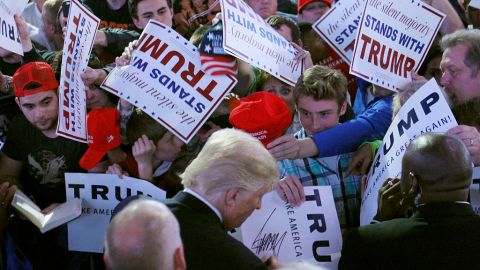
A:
[241,187,342,269]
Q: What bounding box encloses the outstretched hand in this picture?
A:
[346,143,373,176]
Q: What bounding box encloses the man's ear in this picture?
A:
[103,252,111,270]
[132,17,142,29]
[174,246,187,270]
[339,100,347,116]
[408,172,420,197]
[224,187,241,208]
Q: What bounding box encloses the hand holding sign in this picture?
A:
[346,143,374,176]
[273,175,305,207]
[448,125,480,165]
[14,15,32,53]
[291,42,313,71]
[81,67,108,87]
[115,40,137,67]
[106,164,129,179]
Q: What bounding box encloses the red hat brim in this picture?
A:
[79,148,107,171]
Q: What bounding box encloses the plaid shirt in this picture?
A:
[278,128,362,229]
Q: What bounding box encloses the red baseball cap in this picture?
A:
[12,62,59,97]
[298,0,333,13]
[229,92,292,146]
[79,108,122,170]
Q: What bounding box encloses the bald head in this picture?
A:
[402,133,472,202]
[104,200,185,270]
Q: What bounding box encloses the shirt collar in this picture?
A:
[183,188,223,222]
[416,201,470,207]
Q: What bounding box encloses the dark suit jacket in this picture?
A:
[166,191,267,270]
[339,202,480,270]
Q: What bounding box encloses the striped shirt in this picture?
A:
[278,128,362,229]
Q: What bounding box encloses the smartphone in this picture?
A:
[62,1,71,18]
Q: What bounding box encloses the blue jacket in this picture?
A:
[312,94,393,157]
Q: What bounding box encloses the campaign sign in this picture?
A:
[360,79,457,225]
[220,0,301,86]
[56,0,99,143]
[241,186,342,269]
[314,0,367,65]
[65,173,166,253]
[101,21,237,143]
[350,0,444,91]
[470,167,480,215]
[0,0,28,55]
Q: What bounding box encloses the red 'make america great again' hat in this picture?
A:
[79,108,122,170]
[229,92,292,147]
[12,62,59,97]
[298,0,333,13]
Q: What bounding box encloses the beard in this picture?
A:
[451,96,480,126]
[444,87,461,107]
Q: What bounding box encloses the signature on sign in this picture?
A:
[250,208,287,257]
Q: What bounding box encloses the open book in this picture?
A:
[12,190,82,233]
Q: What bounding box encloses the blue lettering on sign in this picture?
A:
[227,9,257,33]
[364,14,398,42]
[150,68,205,113]
[398,32,425,54]
[335,15,362,45]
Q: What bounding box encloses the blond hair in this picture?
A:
[181,128,279,196]
[293,65,347,108]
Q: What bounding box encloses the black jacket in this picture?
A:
[339,202,480,270]
[166,191,267,270]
